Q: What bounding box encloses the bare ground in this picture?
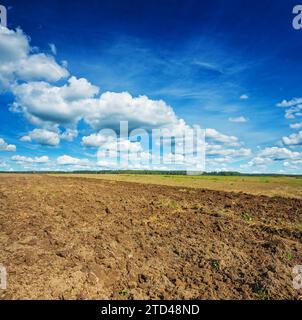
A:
[0,174,301,300]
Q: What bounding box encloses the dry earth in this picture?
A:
[0,174,301,300]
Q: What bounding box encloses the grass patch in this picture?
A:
[118,289,130,297]
[241,212,253,222]
[285,251,293,261]
[296,224,302,231]
[252,283,270,300]
[51,173,302,199]
[170,200,179,209]
[256,289,270,300]
[211,260,221,271]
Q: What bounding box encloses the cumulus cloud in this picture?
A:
[21,129,60,146]
[11,76,99,127]
[99,138,143,155]
[0,26,68,89]
[19,135,31,142]
[228,116,248,123]
[203,129,249,167]
[0,25,232,164]
[11,155,49,163]
[285,105,302,119]
[243,147,301,169]
[240,94,249,100]
[57,155,90,166]
[82,133,110,148]
[206,128,240,146]
[60,128,78,141]
[282,131,302,146]
[63,76,100,101]
[276,98,302,119]
[21,128,78,146]
[276,98,302,107]
[206,144,251,157]
[290,122,302,130]
[0,25,248,171]
[259,147,301,160]
[83,92,182,132]
[0,161,10,170]
[247,156,270,167]
[12,79,190,145]
[283,159,302,170]
[83,132,143,152]
[0,138,16,151]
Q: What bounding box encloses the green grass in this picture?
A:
[252,283,270,300]
[296,224,302,231]
[256,289,270,301]
[51,173,302,199]
[118,289,130,296]
[170,200,179,209]
[241,213,253,222]
[211,260,221,271]
[285,251,293,261]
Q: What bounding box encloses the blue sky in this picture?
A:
[0,0,302,173]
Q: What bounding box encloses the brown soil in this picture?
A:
[0,174,301,300]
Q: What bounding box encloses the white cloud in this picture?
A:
[11,155,49,163]
[276,98,302,107]
[277,98,302,119]
[276,98,302,119]
[206,144,251,157]
[83,92,182,131]
[244,147,301,169]
[259,147,301,160]
[290,122,302,130]
[21,129,60,146]
[82,133,110,148]
[0,161,10,170]
[11,76,98,127]
[247,156,271,167]
[206,156,232,164]
[60,128,78,141]
[20,135,31,142]
[285,105,302,119]
[0,27,68,89]
[240,94,249,100]
[1,26,254,169]
[49,43,57,55]
[228,116,248,123]
[100,138,143,154]
[61,76,99,101]
[283,159,302,170]
[21,128,78,146]
[17,54,68,82]
[0,138,16,151]
[12,80,190,142]
[206,128,240,146]
[57,155,90,166]
[284,159,302,166]
[82,132,144,154]
[1,27,205,152]
[282,131,302,146]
